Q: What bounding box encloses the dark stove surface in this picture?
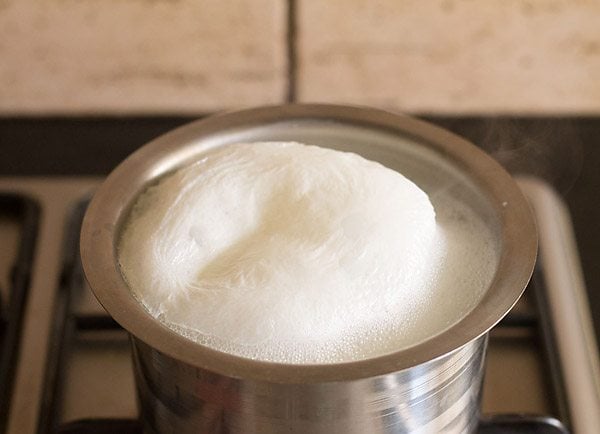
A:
[54,416,569,434]
[1,116,597,434]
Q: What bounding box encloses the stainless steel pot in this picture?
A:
[80,104,537,434]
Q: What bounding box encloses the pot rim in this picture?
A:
[80,103,537,383]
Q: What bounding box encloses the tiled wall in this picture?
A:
[1,0,600,114]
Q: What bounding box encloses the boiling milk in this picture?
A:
[118,142,498,364]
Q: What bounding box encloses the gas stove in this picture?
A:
[0,117,599,434]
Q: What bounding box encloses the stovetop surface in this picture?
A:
[1,116,599,434]
[0,189,571,431]
[54,417,568,434]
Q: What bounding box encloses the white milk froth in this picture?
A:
[118,142,498,364]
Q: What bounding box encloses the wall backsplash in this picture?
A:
[0,0,287,114]
[1,0,599,114]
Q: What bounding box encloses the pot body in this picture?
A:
[80,105,537,434]
[132,335,487,434]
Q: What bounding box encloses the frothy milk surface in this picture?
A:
[118,142,498,364]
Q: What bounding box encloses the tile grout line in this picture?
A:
[286,0,297,103]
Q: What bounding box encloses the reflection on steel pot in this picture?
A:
[80,104,537,434]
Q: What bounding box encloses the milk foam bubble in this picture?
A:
[118,142,498,364]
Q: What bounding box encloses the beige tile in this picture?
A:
[0,0,287,114]
[298,0,600,114]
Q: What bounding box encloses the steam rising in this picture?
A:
[432,117,584,193]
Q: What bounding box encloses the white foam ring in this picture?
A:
[118,142,498,364]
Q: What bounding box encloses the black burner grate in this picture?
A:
[37,200,572,434]
[0,195,39,434]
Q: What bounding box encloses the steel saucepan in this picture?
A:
[80,104,537,434]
